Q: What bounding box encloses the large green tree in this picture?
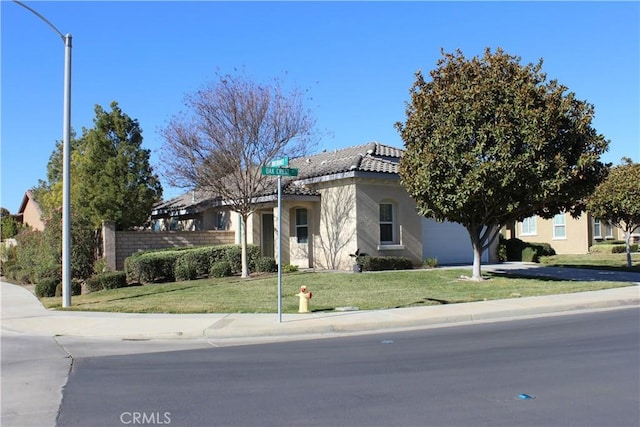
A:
[38,102,163,230]
[587,159,640,267]
[397,48,609,280]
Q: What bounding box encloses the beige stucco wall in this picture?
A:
[313,182,358,270]
[515,213,625,254]
[355,179,423,266]
[22,198,45,231]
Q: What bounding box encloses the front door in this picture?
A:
[261,213,274,259]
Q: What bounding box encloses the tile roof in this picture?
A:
[288,141,402,179]
[154,142,404,210]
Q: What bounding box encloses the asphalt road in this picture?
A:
[56,308,639,427]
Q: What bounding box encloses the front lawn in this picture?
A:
[40,267,632,314]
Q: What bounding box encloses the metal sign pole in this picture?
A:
[277,174,282,323]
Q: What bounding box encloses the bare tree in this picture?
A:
[161,72,316,277]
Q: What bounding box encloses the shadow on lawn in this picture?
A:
[72,285,200,307]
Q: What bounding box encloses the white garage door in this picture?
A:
[422,218,489,265]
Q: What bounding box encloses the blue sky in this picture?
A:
[2,1,638,213]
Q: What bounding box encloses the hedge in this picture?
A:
[501,237,556,263]
[85,272,128,292]
[124,244,263,284]
[361,256,414,271]
[590,243,639,254]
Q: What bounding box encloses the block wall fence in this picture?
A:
[102,222,235,270]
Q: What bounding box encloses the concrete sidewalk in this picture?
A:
[2,264,639,343]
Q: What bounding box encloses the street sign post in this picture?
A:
[261,160,298,323]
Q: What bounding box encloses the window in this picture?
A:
[379,203,394,243]
[594,219,602,238]
[295,208,308,244]
[215,211,225,230]
[553,214,566,239]
[521,216,537,235]
[605,222,614,238]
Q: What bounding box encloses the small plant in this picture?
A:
[35,278,60,298]
[283,264,299,273]
[423,257,438,269]
[349,248,368,273]
[55,280,82,297]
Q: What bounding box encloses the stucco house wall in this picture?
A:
[17,190,45,231]
[514,212,627,254]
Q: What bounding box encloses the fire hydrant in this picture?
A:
[296,286,313,313]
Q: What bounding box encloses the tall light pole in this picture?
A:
[14,1,72,307]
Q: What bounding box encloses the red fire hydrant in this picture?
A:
[296,286,313,313]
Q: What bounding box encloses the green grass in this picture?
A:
[540,252,640,272]
[40,267,633,314]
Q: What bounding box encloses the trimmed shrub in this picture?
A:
[503,238,555,262]
[35,278,60,298]
[209,260,233,278]
[125,251,180,283]
[174,254,198,282]
[361,256,413,271]
[590,243,639,254]
[283,264,299,273]
[423,257,438,269]
[85,271,128,292]
[255,257,277,273]
[55,280,82,297]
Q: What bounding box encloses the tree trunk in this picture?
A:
[467,226,484,280]
[625,231,632,269]
[241,214,249,278]
[472,242,483,280]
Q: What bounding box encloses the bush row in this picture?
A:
[35,278,82,298]
[361,255,414,271]
[124,245,275,283]
[590,243,639,254]
[500,237,556,263]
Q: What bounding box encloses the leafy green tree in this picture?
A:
[397,48,609,280]
[1,208,23,240]
[76,102,163,230]
[36,102,162,230]
[587,159,640,267]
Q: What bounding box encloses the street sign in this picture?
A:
[269,157,289,167]
[261,166,298,177]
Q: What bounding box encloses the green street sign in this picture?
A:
[269,157,289,167]
[261,166,299,177]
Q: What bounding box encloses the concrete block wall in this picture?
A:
[103,222,235,270]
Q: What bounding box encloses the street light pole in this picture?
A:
[14,1,72,307]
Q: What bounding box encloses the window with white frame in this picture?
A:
[379,203,394,243]
[605,221,614,238]
[295,208,308,244]
[521,216,537,235]
[594,219,602,238]
[553,214,566,239]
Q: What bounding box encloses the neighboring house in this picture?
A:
[151,142,497,270]
[508,212,639,254]
[16,190,45,231]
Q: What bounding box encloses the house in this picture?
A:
[16,190,45,231]
[508,212,639,254]
[150,142,497,270]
